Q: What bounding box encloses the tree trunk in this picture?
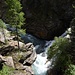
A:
[16,25,20,49]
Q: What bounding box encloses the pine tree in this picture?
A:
[5,0,25,49]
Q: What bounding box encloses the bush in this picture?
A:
[47,37,71,75]
[64,64,75,75]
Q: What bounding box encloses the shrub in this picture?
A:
[64,64,75,75]
[47,37,71,75]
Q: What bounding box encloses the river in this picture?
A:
[21,32,67,75]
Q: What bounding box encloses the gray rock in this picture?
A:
[24,66,34,75]
[4,56,15,68]
[14,62,25,70]
[10,70,26,75]
[23,43,34,51]
[23,50,37,65]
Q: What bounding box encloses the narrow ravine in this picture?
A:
[6,24,68,75]
[21,31,67,75]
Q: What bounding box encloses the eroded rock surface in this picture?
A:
[21,0,74,40]
[0,31,36,75]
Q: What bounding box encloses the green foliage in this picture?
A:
[64,64,75,75]
[0,19,6,29]
[47,37,71,74]
[0,19,7,43]
[47,37,70,59]
[5,0,25,28]
[0,65,14,75]
[5,0,25,49]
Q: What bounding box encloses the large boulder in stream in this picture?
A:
[21,0,74,40]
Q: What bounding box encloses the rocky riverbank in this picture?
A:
[0,29,37,75]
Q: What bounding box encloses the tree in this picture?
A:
[0,19,6,43]
[70,18,75,64]
[69,4,75,64]
[5,0,25,49]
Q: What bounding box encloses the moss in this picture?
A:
[0,64,14,75]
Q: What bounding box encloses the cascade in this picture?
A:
[21,31,67,75]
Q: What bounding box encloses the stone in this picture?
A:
[10,66,34,75]
[8,40,25,48]
[23,50,37,65]
[0,46,14,55]
[14,62,25,70]
[23,43,34,51]
[0,55,6,63]
[10,70,26,75]
[24,66,34,75]
[4,56,15,68]
[20,51,32,62]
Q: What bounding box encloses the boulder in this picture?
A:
[23,43,34,51]
[23,50,37,65]
[24,66,34,75]
[4,56,15,68]
[0,55,15,68]
[0,55,6,63]
[14,62,26,70]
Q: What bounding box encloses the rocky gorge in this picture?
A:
[0,0,75,75]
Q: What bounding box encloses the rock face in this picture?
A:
[21,0,74,40]
[0,0,74,40]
